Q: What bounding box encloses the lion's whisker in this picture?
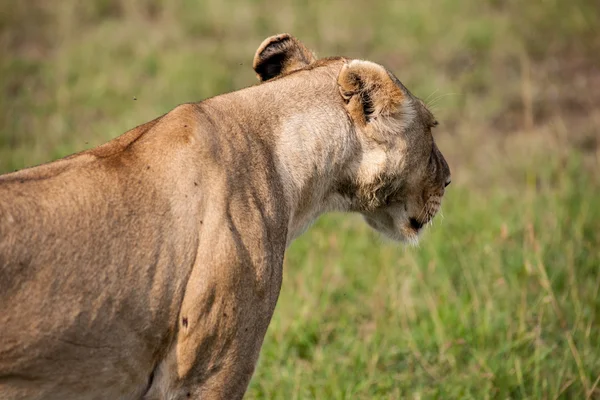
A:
[427,92,461,109]
[424,88,440,104]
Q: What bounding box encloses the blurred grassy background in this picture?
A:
[1,0,599,398]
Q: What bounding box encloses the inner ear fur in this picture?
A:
[253,33,316,82]
[337,60,406,127]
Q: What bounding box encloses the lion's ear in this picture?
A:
[253,34,316,82]
[337,60,408,128]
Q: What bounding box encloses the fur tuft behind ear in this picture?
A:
[253,34,316,82]
[337,60,408,129]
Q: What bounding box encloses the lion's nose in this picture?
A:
[444,178,451,188]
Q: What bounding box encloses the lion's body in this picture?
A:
[0,35,450,399]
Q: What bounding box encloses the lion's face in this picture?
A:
[252,35,451,243]
[334,61,451,244]
[357,76,451,243]
[359,116,451,244]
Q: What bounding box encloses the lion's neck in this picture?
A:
[208,72,356,246]
[271,105,355,245]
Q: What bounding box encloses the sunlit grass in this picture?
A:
[250,154,600,398]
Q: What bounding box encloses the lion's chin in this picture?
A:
[363,210,422,246]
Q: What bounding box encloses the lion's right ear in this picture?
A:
[337,60,409,130]
[253,34,316,82]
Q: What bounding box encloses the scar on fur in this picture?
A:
[182,317,188,328]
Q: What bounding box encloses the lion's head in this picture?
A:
[253,34,451,244]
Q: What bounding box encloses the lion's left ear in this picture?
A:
[253,34,316,82]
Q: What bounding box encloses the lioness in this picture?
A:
[0,34,450,399]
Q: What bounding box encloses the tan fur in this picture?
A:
[0,34,450,399]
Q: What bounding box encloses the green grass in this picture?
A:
[254,156,600,399]
[1,0,599,398]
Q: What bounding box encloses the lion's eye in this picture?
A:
[429,149,436,170]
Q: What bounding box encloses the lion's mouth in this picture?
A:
[408,217,425,232]
[363,199,442,243]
